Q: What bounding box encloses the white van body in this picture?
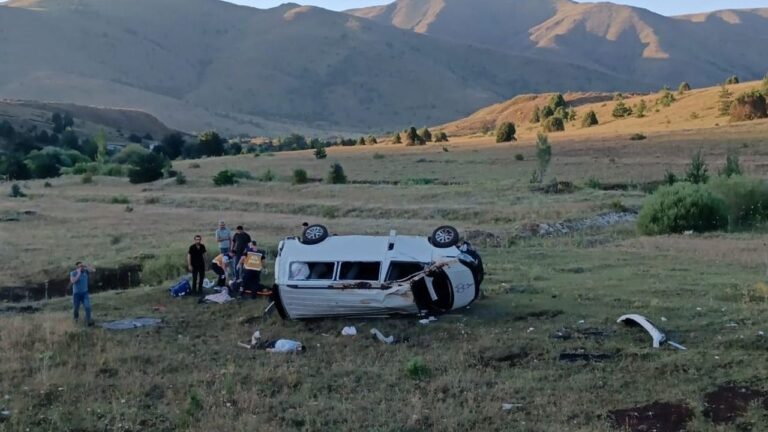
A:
[272,233,482,320]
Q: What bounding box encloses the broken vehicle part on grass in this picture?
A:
[617,314,686,350]
[271,226,484,320]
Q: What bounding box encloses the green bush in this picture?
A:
[708,176,768,230]
[612,101,633,119]
[327,162,347,184]
[175,172,187,185]
[110,195,131,204]
[585,177,601,189]
[405,357,430,381]
[127,152,167,184]
[419,128,432,143]
[373,153,385,160]
[189,162,201,169]
[514,153,524,161]
[392,133,402,144]
[495,122,516,143]
[719,151,742,178]
[314,147,327,159]
[292,169,308,185]
[81,173,93,184]
[726,75,740,85]
[685,150,709,184]
[637,183,727,235]
[213,170,238,186]
[434,131,449,142]
[9,183,25,198]
[678,82,691,94]
[405,127,425,146]
[581,110,598,128]
[542,116,564,133]
[629,133,647,141]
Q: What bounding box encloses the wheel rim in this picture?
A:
[435,228,455,244]
[305,227,325,240]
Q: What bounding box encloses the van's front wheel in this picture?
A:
[431,225,459,248]
[302,224,329,245]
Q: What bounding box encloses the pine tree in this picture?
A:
[635,99,648,118]
[686,150,709,184]
[419,127,432,142]
[678,82,691,95]
[392,133,402,144]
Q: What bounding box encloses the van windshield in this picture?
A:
[339,262,381,281]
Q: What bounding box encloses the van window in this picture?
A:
[386,262,426,281]
[339,262,381,281]
[290,262,335,280]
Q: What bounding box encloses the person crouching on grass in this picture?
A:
[70,261,95,327]
[211,251,235,291]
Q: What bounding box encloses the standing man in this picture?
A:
[187,235,208,296]
[214,220,232,256]
[69,261,95,326]
[239,240,268,298]
[231,225,252,279]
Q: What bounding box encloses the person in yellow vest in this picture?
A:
[211,251,235,289]
[239,241,269,298]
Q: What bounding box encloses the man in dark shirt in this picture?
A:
[231,225,251,278]
[187,235,208,295]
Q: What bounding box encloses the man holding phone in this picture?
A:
[70,261,96,326]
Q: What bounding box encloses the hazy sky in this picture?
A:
[232,0,768,15]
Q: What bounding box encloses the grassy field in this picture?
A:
[2,127,768,431]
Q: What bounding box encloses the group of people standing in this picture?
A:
[187,220,269,298]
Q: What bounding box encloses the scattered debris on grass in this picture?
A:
[100,318,162,330]
[518,211,638,238]
[502,403,523,411]
[558,351,613,364]
[418,316,437,325]
[550,327,611,340]
[703,384,768,424]
[609,401,694,432]
[341,326,357,336]
[617,314,686,350]
[370,328,409,345]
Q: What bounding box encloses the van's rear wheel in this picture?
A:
[431,225,459,248]
[302,224,329,245]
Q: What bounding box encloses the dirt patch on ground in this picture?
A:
[513,309,564,321]
[558,351,613,364]
[703,385,768,424]
[609,401,693,432]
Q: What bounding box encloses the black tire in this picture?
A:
[302,224,329,245]
[431,225,460,248]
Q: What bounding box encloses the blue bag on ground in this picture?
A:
[169,279,191,297]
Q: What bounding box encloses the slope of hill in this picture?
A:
[0,0,635,136]
[0,100,175,142]
[438,80,768,138]
[348,0,768,87]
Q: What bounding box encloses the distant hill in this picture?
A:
[348,0,768,88]
[0,0,634,136]
[0,100,175,143]
[438,80,768,139]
